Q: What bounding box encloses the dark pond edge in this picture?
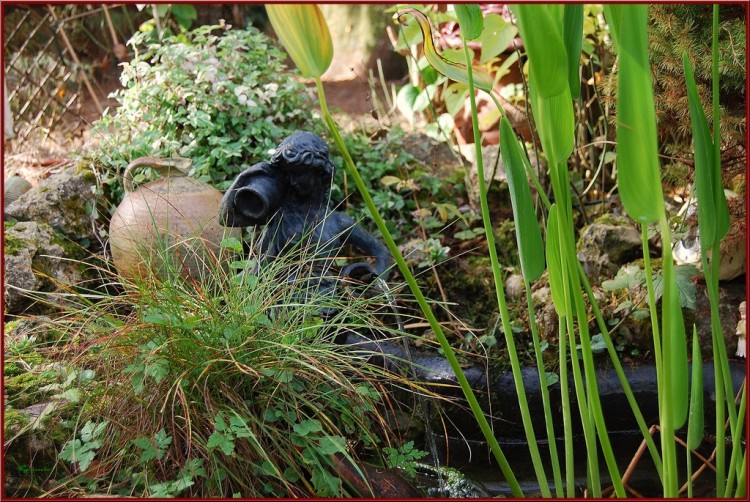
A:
[343,335,746,448]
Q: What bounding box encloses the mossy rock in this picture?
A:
[3,409,31,437]
[4,372,58,409]
[4,221,101,314]
[4,165,98,242]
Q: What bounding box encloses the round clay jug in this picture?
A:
[109,157,241,282]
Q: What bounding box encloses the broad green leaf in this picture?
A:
[266,5,332,78]
[479,14,518,64]
[663,262,689,430]
[683,53,729,249]
[500,117,544,281]
[454,4,483,41]
[687,326,704,450]
[440,47,474,65]
[603,5,662,224]
[562,4,584,98]
[531,83,575,166]
[545,204,566,317]
[511,4,568,99]
[396,8,494,91]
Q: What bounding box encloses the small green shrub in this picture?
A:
[90,24,322,200]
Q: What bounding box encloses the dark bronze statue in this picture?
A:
[219,131,393,308]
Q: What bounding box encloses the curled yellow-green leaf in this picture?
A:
[396,8,494,92]
[266,5,332,79]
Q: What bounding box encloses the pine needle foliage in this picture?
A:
[602,5,745,186]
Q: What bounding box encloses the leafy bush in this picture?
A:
[91,24,322,200]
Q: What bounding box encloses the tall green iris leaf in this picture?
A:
[683,53,730,250]
[511,4,568,99]
[512,5,575,167]
[664,267,689,429]
[687,326,704,450]
[545,204,566,317]
[603,4,662,224]
[562,4,584,99]
[500,118,544,282]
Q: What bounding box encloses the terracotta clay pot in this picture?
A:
[109,157,241,282]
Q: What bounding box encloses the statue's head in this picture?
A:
[270,131,334,203]
[219,132,335,227]
[270,131,334,180]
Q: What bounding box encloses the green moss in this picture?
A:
[3,230,26,256]
[4,372,58,409]
[74,161,97,182]
[4,319,21,334]
[493,219,520,269]
[430,257,499,329]
[592,213,631,227]
[50,231,86,261]
[3,409,31,437]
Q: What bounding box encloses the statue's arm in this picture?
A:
[219,161,284,227]
[333,212,393,280]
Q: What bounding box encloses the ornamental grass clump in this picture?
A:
[6,235,431,498]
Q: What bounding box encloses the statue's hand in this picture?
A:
[340,262,379,284]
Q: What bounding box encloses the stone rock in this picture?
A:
[3,175,32,207]
[3,221,91,314]
[577,214,642,284]
[5,164,97,242]
[400,133,466,179]
[504,273,524,299]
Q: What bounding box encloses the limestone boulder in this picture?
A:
[577,214,642,284]
[5,164,97,242]
[3,221,93,314]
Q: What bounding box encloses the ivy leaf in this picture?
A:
[652,264,699,309]
[293,419,323,437]
[545,371,560,387]
[317,435,347,455]
[589,334,608,354]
